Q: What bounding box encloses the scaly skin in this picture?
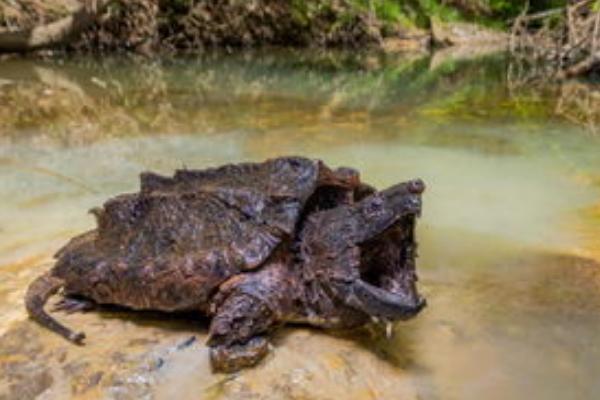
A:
[24,157,426,372]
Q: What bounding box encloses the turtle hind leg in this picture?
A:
[53,295,96,314]
[25,272,86,344]
[207,293,276,373]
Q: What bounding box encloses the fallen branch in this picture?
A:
[0,0,112,53]
[560,51,600,78]
[510,0,600,78]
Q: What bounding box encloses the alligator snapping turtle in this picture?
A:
[26,156,426,372]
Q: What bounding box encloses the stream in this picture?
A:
[0,49,599,400]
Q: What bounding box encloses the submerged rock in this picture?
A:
[0,317,419,399]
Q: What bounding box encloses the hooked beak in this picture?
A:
[382,179,425,218]
[334,279,426,321]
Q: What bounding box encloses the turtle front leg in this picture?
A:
[207,293,277,373]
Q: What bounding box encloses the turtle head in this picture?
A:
[310,179,426,325]
[350,179,424,244]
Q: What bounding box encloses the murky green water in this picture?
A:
[1,49,600,400]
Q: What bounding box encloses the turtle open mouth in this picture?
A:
[322,178,426,329]
[352,205,426,323]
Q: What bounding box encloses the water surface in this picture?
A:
[0,50,599,400]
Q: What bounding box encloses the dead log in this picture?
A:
[0,0,111,53]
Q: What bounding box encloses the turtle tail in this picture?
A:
[25,272,86,344]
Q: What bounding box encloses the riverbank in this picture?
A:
[0,0,513,55]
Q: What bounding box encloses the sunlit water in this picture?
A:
[0,50,599,400]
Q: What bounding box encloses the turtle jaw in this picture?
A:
[346,279,426,321]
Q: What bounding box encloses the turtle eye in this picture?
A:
[363,196,384,217]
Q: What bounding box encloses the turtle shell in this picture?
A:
[52,157,323,311]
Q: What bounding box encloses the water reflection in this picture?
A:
[0,50,556,142]
[508,58,600,136]
[0,50,599,399]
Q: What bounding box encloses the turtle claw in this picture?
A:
[53,297,95,314]
[210,336,270,373]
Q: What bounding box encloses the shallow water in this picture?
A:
[0,50,599,400]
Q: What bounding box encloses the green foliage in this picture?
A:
[342,0,569,29]
[344,0,533,28]
[374,1,403,22]
[487,0,521,17]
[485,0,567,18]
[417,0,462,22]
